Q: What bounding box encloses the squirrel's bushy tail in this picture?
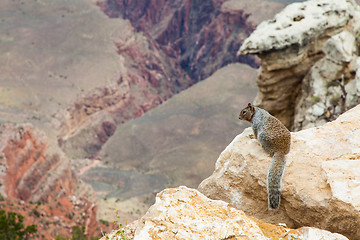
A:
[267,153,286,210]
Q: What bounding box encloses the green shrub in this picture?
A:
[0,209,37,239]
[72,225,87,240]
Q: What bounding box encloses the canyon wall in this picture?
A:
[97,0,258,82]
[54,0,291,162]
[54,20,191,158]
[54,0,292,160]
[55,0,279,165]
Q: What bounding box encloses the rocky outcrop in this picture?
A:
[0,124,106,238]
[101,186,348,240]
[98,0,260,82]
[238,0,360,130]
[198,104,360,239]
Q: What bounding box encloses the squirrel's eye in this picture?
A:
[242,110,246,114]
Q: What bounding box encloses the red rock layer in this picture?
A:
[0,124,108,238]
[1,124,74,202]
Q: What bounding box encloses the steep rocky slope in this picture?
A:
[0,124,74,202]
[54,20,191,158]
[239,0,360,130]
[0,0,191,160]
[102,186,348,240]
[0,124,107,238]
[199,104,360,239]
[55,0,285,159]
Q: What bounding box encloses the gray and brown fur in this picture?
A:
[239,103,291,210]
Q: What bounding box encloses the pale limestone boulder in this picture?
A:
[198,104,360,239]
[239,0,355,54]
[238,0,360,130]
[101,186,348,240]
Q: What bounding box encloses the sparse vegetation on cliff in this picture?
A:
[0,210,37,240]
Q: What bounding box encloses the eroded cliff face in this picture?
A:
[54,20,191,158]
[98,0,258,82]
[198,104,360,239]
[0,124,107,238]
[239,0,360,130]
[55,0,290,161]
[0,124,75,202]
[54,0,264,163]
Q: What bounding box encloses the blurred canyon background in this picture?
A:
[0,0,334,238]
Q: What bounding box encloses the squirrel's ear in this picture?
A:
[248,103,254,111]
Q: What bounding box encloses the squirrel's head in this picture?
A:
[239,103,255,122]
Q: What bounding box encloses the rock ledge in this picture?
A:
[102,186,348,240]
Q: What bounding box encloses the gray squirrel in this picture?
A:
[239,103,291,210]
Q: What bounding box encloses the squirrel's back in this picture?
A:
[252,107,290,156]
[239,103,291,210]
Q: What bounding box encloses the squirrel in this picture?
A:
[239,103,291,210]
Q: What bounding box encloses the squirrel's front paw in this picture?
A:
[249,134,255,139]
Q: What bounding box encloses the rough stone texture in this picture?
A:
[101,186,348,240]
[238,0,360,130]
[198,104,360,240]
